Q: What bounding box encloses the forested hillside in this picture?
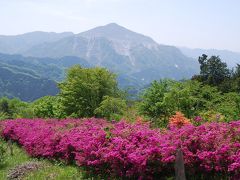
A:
[0,53,144,100]
[0,66,58,101]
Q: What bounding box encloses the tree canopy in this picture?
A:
[58,65,120,118]
[197,54,230,86]
[94,96,127,121]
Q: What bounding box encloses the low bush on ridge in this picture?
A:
[0,118,240,179]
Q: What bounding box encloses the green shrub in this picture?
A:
[94,96,127,121]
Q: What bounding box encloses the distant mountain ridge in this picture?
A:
[179,47,240,68]
[0,31,73,54]
[79,23,156,45]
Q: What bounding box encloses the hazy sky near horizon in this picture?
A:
[0,0,240,52]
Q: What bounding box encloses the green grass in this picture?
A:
[0,139,31,179]
[25,163,83,180]
[0,139,83,180]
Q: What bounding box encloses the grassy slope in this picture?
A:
[0,139,83,180]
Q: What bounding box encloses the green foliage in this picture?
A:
[9,98,33,119]
[163,81,196,118]
[0,112,9,120]
[229,64,240,93]
[0,98,10,115]
[172,81,221,117]
[213,92,240,121]
[58,65,120,118]
[193,54,240,93]
[32,96,66,119]
[0,139,6,167]
[199,110,225,123]
[0,97,32,119]
[138,80,174,118]
[197,54,230,86]
[138,79,176,127]
[32,96,56,118]
[94,96,127,121]
[139,80,237,126]
[0,97,11,120]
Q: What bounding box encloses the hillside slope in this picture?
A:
[0,66,59,101]
[0,53,142,100]
[22,23,199,83]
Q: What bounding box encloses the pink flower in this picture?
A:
[1,118,240,178]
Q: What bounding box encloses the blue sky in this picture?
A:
[0,0,239,52]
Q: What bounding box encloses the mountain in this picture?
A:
[79,23,155,44]
[179,47,240,68]
[0,31,73,54]
[0,23,201,100]
[19,23,199,83]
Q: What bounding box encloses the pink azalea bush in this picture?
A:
[0,118,240,179]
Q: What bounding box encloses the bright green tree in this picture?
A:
[94,96,127,121]
[32,96,59,118]
[138,79,176,125]
[138,79,222,126]
[163,81,198,118]
[58,65,120,117]
[214,92,240,121]
[9,98,32,119]
[0,98,10,116]
[0,97,30,119]
[198,54,230,86]
[165,81,221,118]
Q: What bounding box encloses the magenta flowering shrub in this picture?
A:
[1,118,240,179]
[166,122,240,178]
